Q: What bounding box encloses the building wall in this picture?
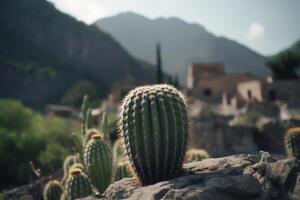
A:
[237,80,263,102]
[187,63,225,89]
[190,74,262,103]
[264,80,300,104]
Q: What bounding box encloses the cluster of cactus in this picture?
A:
[284,127,300,160]
[185,149,210,163]
[119,84,188,185]
[43,84,190,198]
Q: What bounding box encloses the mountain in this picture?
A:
[94,12,269,84]
[0,1,154,108]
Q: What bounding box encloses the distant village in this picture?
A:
[45,62,300,158]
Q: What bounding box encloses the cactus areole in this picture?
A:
[119,84,188,185]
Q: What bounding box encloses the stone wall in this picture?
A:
[189,117,259,157]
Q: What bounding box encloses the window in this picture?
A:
[247,90,252,100]
[203,88,212,96]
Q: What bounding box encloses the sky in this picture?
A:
[47,0,300,56]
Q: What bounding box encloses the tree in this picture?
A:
[156,42,163,83]
[61,80,97,107]
[266,50,300,80]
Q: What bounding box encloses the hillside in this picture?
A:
[0,1,154,108]
[95,12,269,84]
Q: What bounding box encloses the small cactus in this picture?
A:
[64,168,93,200]
[70,163,85,172]
[185,149,210,163]
[284,127,300,159]
[114,161,134,182]
[43,180,63,200]
[84,134,113,193]
[83,128,103,146]
[119,84,188,185]
[113,138,126,162]
[61,155,77,185]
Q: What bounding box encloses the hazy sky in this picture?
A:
[47,0,300,55]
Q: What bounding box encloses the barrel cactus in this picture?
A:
[61,155,77,185]
[70,163,85,172]
[185,149,210,163]
[284,127,300,159]
[119,84,188,185]
[83,128,103,146]
[84,133,113,193]
[43,180,63,200]
[114,161,134,182]
[64,168,93,200]
[113,138,126,162]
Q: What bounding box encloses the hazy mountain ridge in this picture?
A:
[0,1,154,108]
[95,12,269,83]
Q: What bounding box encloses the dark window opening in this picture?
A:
[269,89,276,101]
[203,88,212,96]
[247,90,252,100]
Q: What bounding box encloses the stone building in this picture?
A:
[187,63,300,105]
[187,63,264,105]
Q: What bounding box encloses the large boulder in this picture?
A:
[82,152,300,200]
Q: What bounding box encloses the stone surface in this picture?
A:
[81,152,300,200]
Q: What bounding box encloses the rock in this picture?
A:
[80,153,300,200]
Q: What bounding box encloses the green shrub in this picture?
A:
[0,99,79,190]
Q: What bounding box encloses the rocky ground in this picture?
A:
[83,152,300,200]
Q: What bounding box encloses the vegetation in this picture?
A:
[63,168,92,200]
[0,99,79,190]
[156,42,163,83]
[266,40,300,80]
[284,128,300,160]
[84,134,113,193]
[43,180,63,200]
[119,84,188,185]
[0,0,155,109]
[185,149,210,163]
[113,161,134,182]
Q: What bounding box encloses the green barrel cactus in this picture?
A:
[43,180,63,200]
[61,155,77,185]
[119,84,188,185]
[114,161,134,182]
[64,168,93,200]
[83,128,103,147]
[70,163,85,172]
[285,127,300,159]
[185,149,210,163]
[84,134,113,193]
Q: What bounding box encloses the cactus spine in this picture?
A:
[84,134,113,193]
[114,161,134,182]
[64,168,92,200]
[43,180,63,200]
[284,127,300,159]
[119,84,188,185]
[185,149,210,163]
